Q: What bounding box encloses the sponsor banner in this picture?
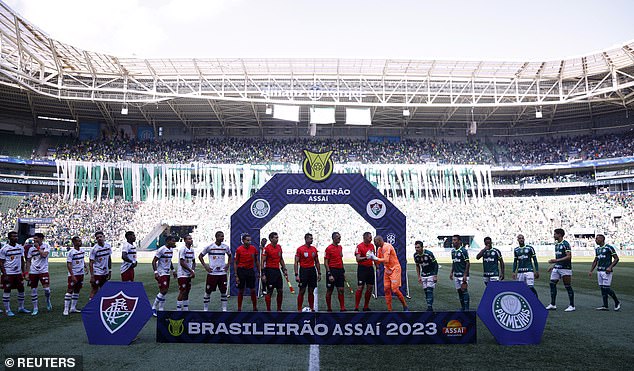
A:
[157,311,476,345]
[0,156,56,166]
[18,217,54,224]
[81,282,153,345]
[493,155,634,171]
[0,177,60,186]
[477,281,548,345]
[50,247,90,258]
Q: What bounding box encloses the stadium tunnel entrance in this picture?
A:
[230,173,407,297]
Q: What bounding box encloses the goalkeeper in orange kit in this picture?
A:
[369,236,408,312]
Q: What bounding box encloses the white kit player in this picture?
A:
[177,235,196,311]
[152,235,177,316]
[64,236,87,315]
[0,231,29,316]
[26,232,51,315]
[198,231,232,311]
[89,231,112,300]
[120,231,137,282]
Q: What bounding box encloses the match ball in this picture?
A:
[302,307,312,312]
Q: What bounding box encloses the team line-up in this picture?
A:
[0,228,622,317]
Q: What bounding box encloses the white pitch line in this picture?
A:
[308,286,320,371]
[309,345,320,371]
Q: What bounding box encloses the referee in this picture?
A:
[294,233,321,312]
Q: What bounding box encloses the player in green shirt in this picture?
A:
[512,234,540,297]
[414,241,438,311]
[476,237,504,285]
[449,235,470,311]
[588,234,621,311]
[547,228,575,312]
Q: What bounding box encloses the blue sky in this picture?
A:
[6,0,634,61]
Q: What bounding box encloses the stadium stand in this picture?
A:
[33,132,634,166]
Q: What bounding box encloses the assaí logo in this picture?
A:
[302,150,334,182]
[442,320,467,336]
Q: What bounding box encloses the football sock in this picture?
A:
[600,286,609,307]
[3,292,10,312]
[297,293,304,311]
[462,290,470,310]
[203,294,210,311]
[176,300,182,311]
[17,291,25,309]
[606,287,619,305]
[156,293,166,310]
[325,292,332,311]
[44,287,51,305]
[71,293,79,310]
[265,294,272,311]
[424,288,434,307]
[354,289,362,309]
[338,293,345,310]
[31,288,38,311]
[64,293,71,311]
[276,293,283,311]
[308,293,314,311]
[221,293,228,311]
[565,285,574,306]
[250,292,257,310]
[395,290,407,308]
[549,282,557,305]
[237,293,243,311]
[363,289,372,309]
[385,290,393,311]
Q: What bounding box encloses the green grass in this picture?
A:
[1,262,633,370]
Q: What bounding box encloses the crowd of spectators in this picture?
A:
[39,131,634,166]
[493,173,595,185]
[47,138,493,165]
[495,132,634,164]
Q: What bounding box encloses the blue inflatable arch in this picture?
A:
[230,173,407,297]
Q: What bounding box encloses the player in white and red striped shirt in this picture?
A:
[64,236,87,315]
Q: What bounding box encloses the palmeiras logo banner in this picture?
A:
[82,282,153,345]
[157,311,476,345]
[100,291,138,334]
[302,150,334,182]
[477,281,548,345]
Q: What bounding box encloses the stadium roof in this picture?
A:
[1,1,634,136]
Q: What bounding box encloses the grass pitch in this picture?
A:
[1,261,633,370]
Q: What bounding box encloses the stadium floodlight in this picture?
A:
[273,104,300,122]
[265,104,272,115]
[37,115,77,123]
[403,108,410,117]
[310,107,336,124]
[535,107,543,118]
[345,107,371,126]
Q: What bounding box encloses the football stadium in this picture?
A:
[1,0,634,369]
